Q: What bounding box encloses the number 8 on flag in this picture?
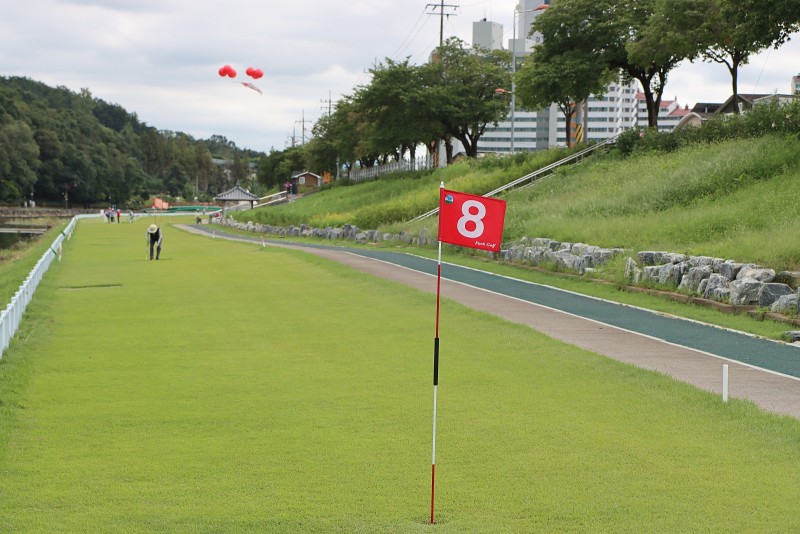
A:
[438,189,507,252]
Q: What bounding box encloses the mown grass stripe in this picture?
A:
[0,216,799,532]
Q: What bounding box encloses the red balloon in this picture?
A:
[246,67,254,77]
[219,64,237,77]
[254,69,263,79]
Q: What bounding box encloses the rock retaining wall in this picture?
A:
[212,217,800,313]
[627,252,800,312]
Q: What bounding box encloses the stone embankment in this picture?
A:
[626,253,800,313]
[213,217,800,326]
[500,237,623,275]
[213,217,437,247]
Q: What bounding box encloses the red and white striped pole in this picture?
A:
[430,182,444,524]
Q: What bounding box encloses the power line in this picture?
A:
[389,7,431,60]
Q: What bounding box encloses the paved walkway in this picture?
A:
[180,225,800,419]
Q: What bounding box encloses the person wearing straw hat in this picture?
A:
[146,224,163,260]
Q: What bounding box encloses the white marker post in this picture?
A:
[722,364,729,403]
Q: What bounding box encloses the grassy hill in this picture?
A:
[237,132,800,272]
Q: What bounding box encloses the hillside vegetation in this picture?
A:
[236,103,800,272]
[0,76,260,207]
[502,135,800,269]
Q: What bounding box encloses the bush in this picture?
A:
[615,99,800,156]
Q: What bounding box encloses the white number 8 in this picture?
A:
[457,200,486,238]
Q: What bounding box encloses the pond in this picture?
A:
[0,229,41,250]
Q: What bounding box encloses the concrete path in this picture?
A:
[180,225,800,420]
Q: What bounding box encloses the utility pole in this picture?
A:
[320,89,339,181]
[426,1,458,169]
[426,1,458,48]
[321,90,333,118]
[294,110,307,146]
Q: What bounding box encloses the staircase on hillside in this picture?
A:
[408,136,618,223]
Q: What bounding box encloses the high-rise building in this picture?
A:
[475,0,686,155]
[472,19,503,51]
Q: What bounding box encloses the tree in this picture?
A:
[690,0,800,108]
[257,148,287,190]
[421,38,512,158]
[0,120,39,203]
[515,48,609,147]
[326,97,361,171]
[274,146,306,184]
[353,59,435,164]
[304,113,339,177]
[533,0,690,128]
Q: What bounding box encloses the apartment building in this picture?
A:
[475,1,686,154]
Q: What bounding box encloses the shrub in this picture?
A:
[615,99,800,156]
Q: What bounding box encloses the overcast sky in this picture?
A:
[2,0,799,153]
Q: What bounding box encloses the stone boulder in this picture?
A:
[637,251,661,266]
[624,257,641,284]
[729,278,764,305]
[658,262,686,286]
[758,283,795,308]
[641,265,661,284]
[678,265,712,293]
[736,264,775,283]
[718,261,744,280]
[703,274,731,302]
[771,293,799,314]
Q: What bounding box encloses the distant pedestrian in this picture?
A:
[146,224,163,260]
[116,208,121,223]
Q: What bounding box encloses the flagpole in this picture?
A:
[431,182,444,524]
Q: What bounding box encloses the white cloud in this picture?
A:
[2,0,798,151]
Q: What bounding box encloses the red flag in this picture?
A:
[153,198,164,209]
[438,189,506,252]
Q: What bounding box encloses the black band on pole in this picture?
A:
[433,337,439,386]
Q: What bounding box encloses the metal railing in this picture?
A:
[254,191,289,208]
[408,137,618,223]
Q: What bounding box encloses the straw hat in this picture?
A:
[147,224,158,233]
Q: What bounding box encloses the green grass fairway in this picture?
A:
[1,217,800,532]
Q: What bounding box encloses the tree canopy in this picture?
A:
[0,76,263,207]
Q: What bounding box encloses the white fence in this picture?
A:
[0,215,87,359]
[347,155,434,183]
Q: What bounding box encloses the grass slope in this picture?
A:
[241,134,800,271]
[1,218,799,532]
[503,136,800,268]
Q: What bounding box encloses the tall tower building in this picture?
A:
[473,18,503,51]
[476,0,685,155]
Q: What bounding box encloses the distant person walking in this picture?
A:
[146,224,163,260]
